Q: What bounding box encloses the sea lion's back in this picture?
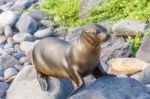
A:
[32,37,71,73]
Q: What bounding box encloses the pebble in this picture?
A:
[13,33,34,43]
[4,68,18,83]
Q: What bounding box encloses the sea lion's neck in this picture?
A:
[71,34,101,57]
[76,34,101,50]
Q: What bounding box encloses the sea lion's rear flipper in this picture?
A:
[92,64,116,79]
[37,72,49,91]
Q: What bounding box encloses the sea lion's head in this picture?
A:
[80,24,109,48]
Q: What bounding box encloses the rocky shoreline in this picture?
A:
[0,0,150,99]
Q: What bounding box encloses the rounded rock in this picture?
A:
[13,33,34,43]
[4,43,14,49]
[0,11,19,28]
[15,13,37,34]
[34,28,55,39]
[19,57,27,64]
[4,68,18,82]
[0,82,9,98]
[4,25,14,37]
[12,52,25,60]
[0,35,7,45]
[0,28,4,35]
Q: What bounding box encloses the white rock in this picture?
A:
[13,33,34,43]
[20,41,37,54]
[0,11,19,28]
[4,68,18,82]
[4,25,13,37]
[15,13,37,33]
[34,28,55,38]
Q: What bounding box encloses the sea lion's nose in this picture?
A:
[97,32,110,42]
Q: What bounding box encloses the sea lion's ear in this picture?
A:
[97,33,109,42]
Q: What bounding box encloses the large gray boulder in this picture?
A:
[112,20,148,37]
[6,65,74,99]
[0,11,19,28]
[100,36,132,64]
[136,36,150,63]
[15,13,37,34]
[70,77,150,99]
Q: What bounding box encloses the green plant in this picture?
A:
[127,32,142,57]
[38,0,150,27]
[145,27,150,36]
[38,0,79,26]
[82,0,150,26]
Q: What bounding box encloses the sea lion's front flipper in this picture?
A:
[37,72,48,91]
[92,63,116,79]
[69,71,85,97]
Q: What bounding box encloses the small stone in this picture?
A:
[0,11,19,28]
[40,20,54,28]
[0,76,4,82]
[23,62,31,66]
[7,37,15,44]
[0,35,7,45]
[4,48,16,55]
[0,67,4,76]
[3,43,13,49]
[0,82,9,98]
[108,58,150,75]
[13,33,34,43]
[34,28,55,38]
[0,0,6,6]
[12,52,25,60]
[4,68,18,83]
[11,0,32,10]
[14,44,21,51]
[0,2,13,11]
[4,25,13,37]
[0,28,4,35]
[15,13,37,34]
[14,64,24,71]
[29,9,45,20]
[117,74,129,78]
[0,54,19,69]
[19,57,27,64]
[20,41,37,54]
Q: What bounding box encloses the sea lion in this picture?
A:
[32,24,111,95]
